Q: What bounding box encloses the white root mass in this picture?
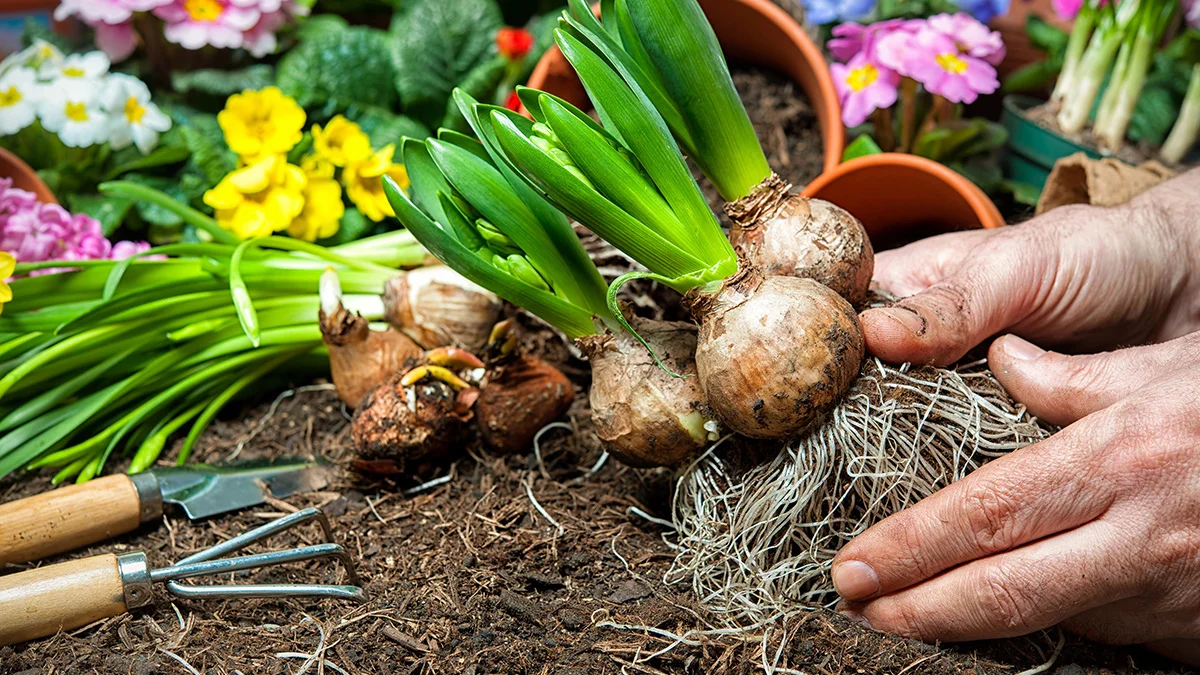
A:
[666,357,1052,627]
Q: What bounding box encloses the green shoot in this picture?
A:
[1162,62,1200,163]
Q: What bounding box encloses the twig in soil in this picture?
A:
[1015,630,1066,675]
[158,647,201,675]
[277,654,349,675]
[524,475,563,534]
[533,421,572,481]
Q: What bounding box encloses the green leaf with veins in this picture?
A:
[277,26,395,110]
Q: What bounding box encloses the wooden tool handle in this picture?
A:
[0,474,150,565]
[0,554,128,645]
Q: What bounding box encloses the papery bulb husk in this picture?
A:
[686,269,865,439]
[351,373,475,475]
[383,266,502,351]
[474,355,575,454]
[727,174,874,307]
[320,307,424,408]
[578,317,717,468]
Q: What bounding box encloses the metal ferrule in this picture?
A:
[129,472,163,523]
[116,552,154,609]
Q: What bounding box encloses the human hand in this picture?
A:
[860,170,1200,366]
[831,331,1200,662]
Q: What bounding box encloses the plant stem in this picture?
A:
[899,79,919,152]
[1052,4,1098,104]
[98,181,238,245]
[873,107,896,152]
[1162,64,1200,164]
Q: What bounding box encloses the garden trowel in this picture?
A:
[0,459,330,566]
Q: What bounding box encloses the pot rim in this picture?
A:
[0,147,56,205]
[801,152,1006,230]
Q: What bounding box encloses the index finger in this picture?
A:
[830,419,1116,602]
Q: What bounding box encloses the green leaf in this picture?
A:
[1004,180,1043,206]
[490,111,708,281]
[105,144,190,180]
[391,0,503,125]
[621,0,770,200]
[402,138,457,228]
[1027,15,1070,54]
[384,176,599,339]
[954,119,1009,160]
[171,65,275,96]
[1003,58,1063,93]
[1129,84,1181,146]
[119,174,192,228]
[294,13,349,41]
[842,134,883,161]
[68,194,134,236]
[555,30,732,266]
[277,26,396,110]
[351,107,431,147]
[178,117,236,187]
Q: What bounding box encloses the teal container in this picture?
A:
[1001,95,1101,192]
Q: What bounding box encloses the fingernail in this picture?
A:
[881,306,926,337]
[831,560,880,600]
[1001,335,1045,361]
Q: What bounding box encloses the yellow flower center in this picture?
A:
[936,52,968,75]
[846,64,878,92]
[0,86,21,107]
[62,67,85,77]
[65,101,88,122]
[184,0,224,22]
[124,96,146,123]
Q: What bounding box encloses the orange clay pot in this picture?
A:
[525,0,844,175]
[0,147,55,204]
[801,153,1005,249]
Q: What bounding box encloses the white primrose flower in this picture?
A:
[101,74,172,154]
[0,68,39,135]
[39,50,110,82]
[37,80,109,148]
[0,39,63,77]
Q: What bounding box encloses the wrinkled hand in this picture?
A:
[834,170,1200,661]
[860,181,1200,367]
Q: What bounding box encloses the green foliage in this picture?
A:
[1003,16,1070,93]
[875,0,960,20]
[842,135,883,161]
[68,194,134,237]
[391,0,503,126]
[277,26,396,110]
[913,119,1007,164]
[174,112,236,188]
[20,17,78,53]
[105,145,190,181]
[171,66,276,97]
[441,57,507,132]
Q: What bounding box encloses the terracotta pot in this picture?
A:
[801,153,1004,249]
[525,0,845,175]
[0,147,55,204]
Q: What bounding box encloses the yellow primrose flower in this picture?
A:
[0,251,13,315]
[289,162,345,242]
[343,144,411,222]
[218,87,306,160]
[300,153,336,180]
[203,155,307,239]
[312,115,371,167]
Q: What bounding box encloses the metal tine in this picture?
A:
[163,507,365,601]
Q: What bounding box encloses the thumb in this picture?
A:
[988,332,1200,427]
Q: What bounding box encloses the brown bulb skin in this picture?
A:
[475,355,574,454]
[688,270,864,439]
[727,175,873,306]
[578,317,716,468]
[351,373,474,474]
[321,306,423,409]
[383,267,501,350]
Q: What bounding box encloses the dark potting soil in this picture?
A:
[0,70,1185,675]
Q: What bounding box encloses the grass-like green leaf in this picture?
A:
[556,30,733,267]
[384,177,599,338]
[490,111,707,283]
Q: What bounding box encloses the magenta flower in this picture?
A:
[1186,0,1199,29]
[111,240,156,260]
[877,26,998,104]
[93,21,138,62]
[827,19,920,63]
[1052,0,1084,19]
[832,52,901,127]
[54,0,171,25]
[154,0,261,51]
[928,13,1005,66]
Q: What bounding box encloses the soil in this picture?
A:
[697,65,827,229]
[0,63,1187,675]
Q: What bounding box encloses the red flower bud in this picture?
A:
[496,27,534,61]
[503,91,522,113]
